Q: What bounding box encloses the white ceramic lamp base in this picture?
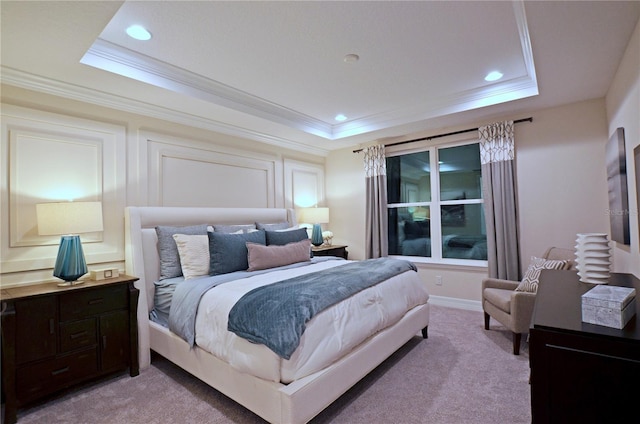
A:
[575,233,611,284]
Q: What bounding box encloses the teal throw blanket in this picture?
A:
[227,257,417,359]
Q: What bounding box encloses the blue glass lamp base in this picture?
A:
[53,235,88,286]
[311,223,324,246]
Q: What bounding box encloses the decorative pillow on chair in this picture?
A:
[173,234,210,280]
[515,256,570,293]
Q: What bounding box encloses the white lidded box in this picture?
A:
[581,285,636,329]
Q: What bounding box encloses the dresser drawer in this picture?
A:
[60,285,127,321]
[16,348,98,403]
[60,318,97,353]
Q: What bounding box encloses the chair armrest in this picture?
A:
[482,277,520,292]
[510,291,537,333]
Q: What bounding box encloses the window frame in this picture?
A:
[386,138,488,268]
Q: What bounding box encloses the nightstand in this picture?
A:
[1,275,139,424]
[312,244,348,259]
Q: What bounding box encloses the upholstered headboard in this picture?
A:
[124,206,296,367]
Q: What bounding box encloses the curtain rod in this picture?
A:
[352,117,533,153]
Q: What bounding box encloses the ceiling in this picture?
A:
[2,1,639,156]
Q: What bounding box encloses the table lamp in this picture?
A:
[301,207,329,246]
[36,201,103,286]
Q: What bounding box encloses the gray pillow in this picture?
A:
[153,277,183,318]
[255,221,291,231]
[156,224,209,280]
[265,228,309,246]
[208,230,266,275]
[212,224,257,233]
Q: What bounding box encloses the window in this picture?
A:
[387,142,487,263]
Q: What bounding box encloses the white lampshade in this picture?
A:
[37,201,103,285]
[37,201,103,235]
[300,207,329,224]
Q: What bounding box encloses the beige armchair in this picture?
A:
[482,247,575,355]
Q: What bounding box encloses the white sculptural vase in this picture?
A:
[575,233,611,284]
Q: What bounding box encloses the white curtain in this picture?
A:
[363,145,388,258]
[479,121,520,280]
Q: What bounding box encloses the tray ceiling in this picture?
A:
[2,1,639,154]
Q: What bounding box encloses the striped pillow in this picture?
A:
[515,257,570,293]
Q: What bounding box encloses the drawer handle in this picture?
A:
[70,331,88,340]
[88,298,104,305]
[51,366,69,376]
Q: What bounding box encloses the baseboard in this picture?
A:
[429,295,482,312]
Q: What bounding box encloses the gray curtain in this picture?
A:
[363,145,388,258]
[479,121,520,280]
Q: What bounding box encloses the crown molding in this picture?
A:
[81,39,335,139]
[332,1,538,139]
[78,1,537,142]
[0,66,331,157]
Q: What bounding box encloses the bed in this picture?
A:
[124,206,430,424]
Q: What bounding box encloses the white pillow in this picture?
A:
[172,234,210,280]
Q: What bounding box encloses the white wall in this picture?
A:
[325,146,366,259]
[327,98,612,304]
[516,98,610,266]
[606,17,640,278]
[0,85,326,287]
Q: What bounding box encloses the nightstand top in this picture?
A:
[1,274,138,301]
[311,244,347,252]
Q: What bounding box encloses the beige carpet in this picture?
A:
[7,305,531,424]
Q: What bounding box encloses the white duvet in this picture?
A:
[194,259,429,383]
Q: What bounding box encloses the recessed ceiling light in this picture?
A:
[484,71,503,82]
[126,25,152,41]
[335,114,348,122]
[343,54,359,63]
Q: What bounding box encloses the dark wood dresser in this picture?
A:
[529,270,640,423]
[1,275,139,424]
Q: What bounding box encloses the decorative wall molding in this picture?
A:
[8,129,103,248]
[140,131,284,208]
[1,105,126,274]
[283,158,325,210]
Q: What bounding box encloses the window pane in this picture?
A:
[441,203,487,260]
[386,152,431,204]
[439,144,482,200]
[388,206,431,257]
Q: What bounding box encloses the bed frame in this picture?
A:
[125,206,430,424]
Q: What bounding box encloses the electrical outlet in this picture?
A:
[436,276,442,286]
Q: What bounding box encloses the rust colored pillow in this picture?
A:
[247,239,312,271]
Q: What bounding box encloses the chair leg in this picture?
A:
[513,332,521,355]
[484,312,490,330]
